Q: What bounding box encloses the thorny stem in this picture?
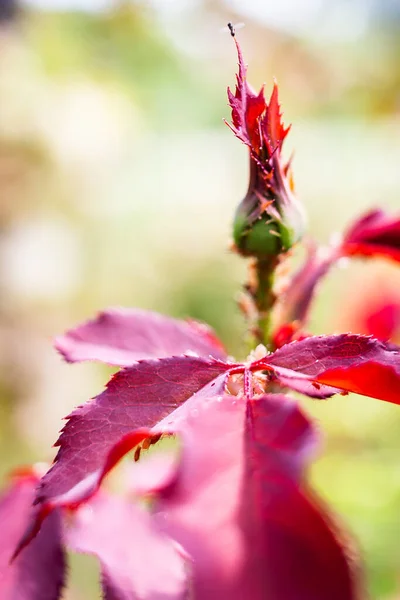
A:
[248,257,278,350]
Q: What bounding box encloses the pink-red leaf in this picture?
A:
[36,356,230,505]
[263,333,400,403]
[64,394,356,599]
[342,208,400,263]
[22,393,358,599]
[152,394,332,599]
[242,397,360,600]
[66,492,188,600]
[273,242,335,335]
[341,280,400,343]
[273,210,400,340]
[14,375,229,559]
[55,307,227,366]
[155,395,248,599]
[90,393,356,599]
[0,471,65,600]
[270,365,341,399]
[363,301,400,341]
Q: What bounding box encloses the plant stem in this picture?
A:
[251,257,277,350]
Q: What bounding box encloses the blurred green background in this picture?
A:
[0,0,399,597]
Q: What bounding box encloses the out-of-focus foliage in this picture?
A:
[0,0,399,598]
[26,4,224,128]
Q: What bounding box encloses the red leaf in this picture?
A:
[339,277,400,343]
[55,307,227,366]
[36,356,230,505]
[157,395,248,598]
[273,210,400,340]
[148,394,359,599]
[22,394,358,599]
[14,373,229,560]
[0,471,65,600]
[363,302,400,341]
[66,492,189,600]
[151,394,328,599]
[315,360,400,404]
[273,242,335,335]
[243,397,360,600]
[243,394,318,478]
[14,427,182,559]
[262,333,400,403]
[269,365,341,399]
[65,394,356,599]
[153,394,253,599]
[342,209,400,263]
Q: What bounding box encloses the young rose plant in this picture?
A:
[2,33,400,600]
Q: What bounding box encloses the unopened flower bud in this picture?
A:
[226,39,306,259]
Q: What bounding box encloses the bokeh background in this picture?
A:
[0,0,399,597]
